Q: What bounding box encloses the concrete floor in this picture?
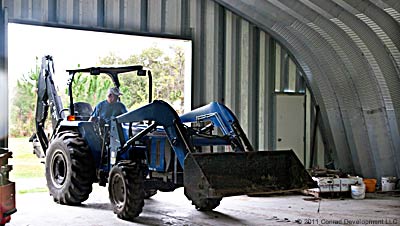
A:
[7,180,400,226]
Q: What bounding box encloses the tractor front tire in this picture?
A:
[193,198,222,211]
[108,162,145,220]
[144,189,157,199]
[45,131,95,205]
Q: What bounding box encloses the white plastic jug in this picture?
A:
[382,177,397,191]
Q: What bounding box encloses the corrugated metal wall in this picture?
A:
[1,0,399,180]
[0,5,8,149]
[213,0,400,180]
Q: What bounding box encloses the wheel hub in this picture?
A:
[111,174,126,210]
[51,150,67,188]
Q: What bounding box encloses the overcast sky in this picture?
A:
[8,23,191,89]
[8,23,192,111]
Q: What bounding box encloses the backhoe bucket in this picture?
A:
[184,150,316,202]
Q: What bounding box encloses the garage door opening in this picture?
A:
[8,23,192,137]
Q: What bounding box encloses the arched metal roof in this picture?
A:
[214,0,399,179]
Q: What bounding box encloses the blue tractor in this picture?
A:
[32,55,316,221]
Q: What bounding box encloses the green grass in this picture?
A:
[8,137,45,179]
[7,137,48,194]
[18,187,48,194]
[12,164,45,178]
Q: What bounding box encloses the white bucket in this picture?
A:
[351,184,365,200]
[382,177,397,191]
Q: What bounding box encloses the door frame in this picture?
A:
[273,92,306,165]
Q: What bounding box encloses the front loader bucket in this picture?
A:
[184,150,316,203]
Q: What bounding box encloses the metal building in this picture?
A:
[0,0,399,181]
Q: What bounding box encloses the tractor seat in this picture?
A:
[74,102,93,121]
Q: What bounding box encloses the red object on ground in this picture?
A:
[0,182,16,225]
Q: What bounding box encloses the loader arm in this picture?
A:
[111,100,316,210]
[111,100,191,167]
[180,102,254,152]
[34,55,65,152]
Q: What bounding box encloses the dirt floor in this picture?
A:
[6,179,400,226]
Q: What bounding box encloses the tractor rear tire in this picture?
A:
[193,198,222,211]
[144,189,157,199]
[45,131,95,205]
[108,162,145,220]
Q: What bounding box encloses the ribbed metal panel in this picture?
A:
[211,0,399,178]
[220,10,258,147]
[120,0,141,30]
[311,0,399,178]
[281,0,388,178]
[166,0,181,34]
[298,21,373,176]
[0,6,8,148]
[204,1,223,103]
[382,7,400,24]
[291,17,370,175]
[312,2,397,109]
[384,0,400,12]
[239,0,354,171]
[273,24,350,171]
[278,24,355,172]
[345,1,400,72]
[81,0,99,27]
[58,0,75,24]
[147,0,162,32]
[276,46,304,93]
[223,10,235,111]
[257,31,273,150]
[356,13,400,69]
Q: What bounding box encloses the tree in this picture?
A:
[69,72,112,107]
[98,44,186,111]
[9,44,186,137]
[10,59,40,137]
